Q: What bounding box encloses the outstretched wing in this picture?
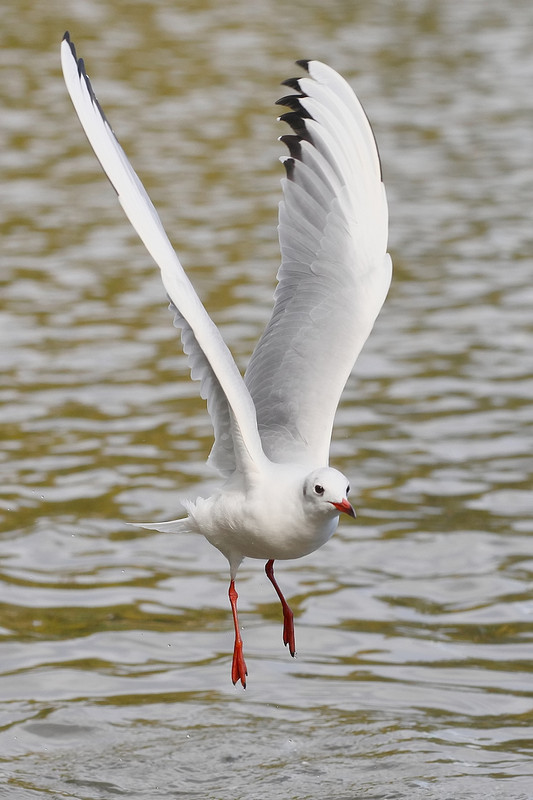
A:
[244,60,392,466]
[61,33,264,476]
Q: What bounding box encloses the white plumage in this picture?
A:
[61,34,391,687]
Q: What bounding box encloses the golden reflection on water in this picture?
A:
[2,0,533,797]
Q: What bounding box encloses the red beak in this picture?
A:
[331,498,356,518]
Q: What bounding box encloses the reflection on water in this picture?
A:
[1,0,532,797]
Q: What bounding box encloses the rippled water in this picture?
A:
[2,0,532,797]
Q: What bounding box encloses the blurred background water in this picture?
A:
[1,0,532,798]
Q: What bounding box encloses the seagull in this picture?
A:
[61,32,392,687]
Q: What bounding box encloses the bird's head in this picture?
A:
[302,467,356,519]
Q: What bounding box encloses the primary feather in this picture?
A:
[243,60,391,467]
[60,32,264,476]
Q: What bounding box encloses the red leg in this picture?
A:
[228,579,248,688]
[265,560,296,657]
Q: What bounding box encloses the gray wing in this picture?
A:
[169,301,235,475]
[61,33,264,477]
[244,60,392,466]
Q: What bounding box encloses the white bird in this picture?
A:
[61,32,392,687]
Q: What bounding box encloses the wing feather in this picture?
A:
[62,40,390,473]
[61,33,263,475]
[170,302,235,475]
[244,61,391,465]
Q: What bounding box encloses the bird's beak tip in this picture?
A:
[332,499,356,519]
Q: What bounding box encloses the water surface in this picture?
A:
[1,0,532,798]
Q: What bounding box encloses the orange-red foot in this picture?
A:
[282,605,296,657]
[229,579,248,688]
[231,640,248,688]
[265,559,296,657]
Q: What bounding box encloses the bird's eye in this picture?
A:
[314,484,324,495]
[347,485,350,494]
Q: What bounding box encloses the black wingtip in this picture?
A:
[63,35,114,132]
[281,77,304,94]
[278,111,313,142]
[63,30,77,60]
[62,31,83,74]
[62,32,89,88]
[279,134,303,161]
[277,61,320,176]
[295,59,311,72]
[282,157,296,180]
[275,95,312,117]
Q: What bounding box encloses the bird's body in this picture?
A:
[154,463,348,567]
[61,34,391,687]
